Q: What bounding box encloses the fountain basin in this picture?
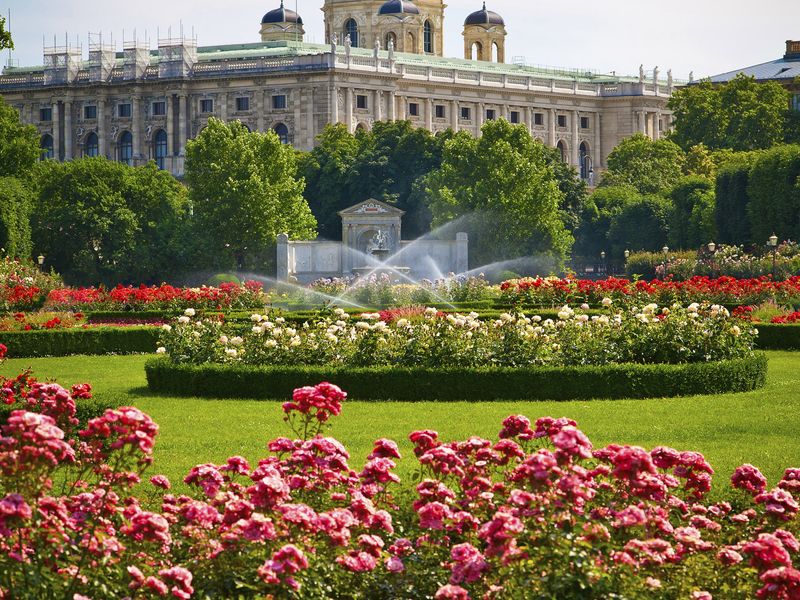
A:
[352,266,411,281]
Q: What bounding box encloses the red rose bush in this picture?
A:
[2,380,800,598]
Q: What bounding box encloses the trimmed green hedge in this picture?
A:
[145,354,768,401]
[0,327,159,357]
[755,324,800,351]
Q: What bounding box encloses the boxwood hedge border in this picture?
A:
[0,327,160,358]
[144,353,768,401]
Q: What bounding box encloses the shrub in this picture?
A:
[207,273,241,286]
[0,326,159,357]
[144,354,768,401]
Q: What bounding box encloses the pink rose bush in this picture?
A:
[4,380,800,598]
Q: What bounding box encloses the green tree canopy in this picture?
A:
[668,176,716,249]
[746,144,800,244]
[185,118,316,271]
[574,185,641,258]
[608,195,671,255]
[0,95,40,178]
[601,133,686,195]
[0,16,12,50]
[425,119,571,268]
[30,158,190,285]
[669,74,790,151]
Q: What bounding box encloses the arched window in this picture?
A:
[557,140,566,163]
[579,142,590,179]
[424,20,433,54]
[118,131,133,165]
[471,41,482,61]
[492,42,499,62]
[406,32,416,53]
[344,19,359,48]
[84,132,99,158]
[385,32,397,51]
[40,134,54,160]
[153,129,168,170]
[273,123,290,144]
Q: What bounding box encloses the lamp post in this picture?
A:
[624,249,630,275]
[600,251,606,276]
[707,241,716,278]
[768,234,778,279]
[37,254,45,271]
[662,245,669,279]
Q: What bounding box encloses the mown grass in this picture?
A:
[2,352,799,497]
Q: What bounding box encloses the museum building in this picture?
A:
[0,0,674,178]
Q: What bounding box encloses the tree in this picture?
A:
[574,185,641,258]
[714,152,760,245]
[425,119,571,268]
[0,16,12,51]
[185,118,316,271]
[601,134,686,195]
[668,176,716,249]
[30,158,190,285]
[668,74,790,151]
[608,195,671,255]
[746,145,800,244]
[684,144,717,179]
[0,176,32,258]
[0,95,40,178]
[543,146,588,231]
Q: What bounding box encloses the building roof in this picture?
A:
[261,1,303,25]
[709,58,800,84]
[464,3,505,27]
[378,0,420,16]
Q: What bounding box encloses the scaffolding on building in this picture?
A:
[123,33,150,80]
[88,32,115,83]
[43,36,82,85]
[157,31,198,78]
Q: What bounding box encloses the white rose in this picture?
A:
[250,314,263,322]
[219,335,229,344]
[580,303,590,311]
[177,316,191,324]
[601,297,613,307]
[230,336,243,346]
[224,348,238,357]
[396,319,409,328]
[161,324,172,332]
[156,346,166,354]
[184,308,196,317]
[265,339,278,348]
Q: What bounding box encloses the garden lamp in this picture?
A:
[624,249,630,259]
[707,241,716,253]
[37,254,45,266]
[769,234,778,248]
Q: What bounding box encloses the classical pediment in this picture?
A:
[338,198,405,217]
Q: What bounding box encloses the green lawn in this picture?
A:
[2,352,799,496]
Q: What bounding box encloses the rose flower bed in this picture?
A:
[4,380,800,599]
[146,303,767,400]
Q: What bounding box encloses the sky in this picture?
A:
[3,0,799,79]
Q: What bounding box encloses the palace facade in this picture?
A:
[0,0,674,178]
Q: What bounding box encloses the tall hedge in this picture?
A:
[0,176,32,258]
[747,145,800,244]
[715,158,755,245]
[669,176,716,249]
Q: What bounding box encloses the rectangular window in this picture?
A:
[200,99,214,113]
[152,101,166,116]
[118,103,132,118]
[435,104,446,119]
[486,109,496,121]
[356,95,368,110]
[235,97,250,112]
[460,106,471,120]
[40,107,53,122]
[580,116,590,129]
[793,94,800,112]
[557,114,567,128]
[534,112,544,126]
[272,94,287,110]
[510,111,520,124]
[409,102,419,117]
[83,105,97,120]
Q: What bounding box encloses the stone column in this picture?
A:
[571,111,580,166]
[257,90,266,132]
[178,94,188,154]
[654,112,661,140]
[548,108,556,146]
[52,101,61,160]
[331,85,339,124]
[638,110,646,134]
[456,232,468,274]
[97,98,107,158]
[277,233,289,282]
[396,95,406,120]
[374,89,382,122]
[388,90,396,121]
[451,100,459,131]
[166,94,175,156]
[345,87,353,132]
[131,95,142,162]
[477,102,484,134]
[425,97,433,131]
[219,92,228,121]
[524,106,532,134]
[594,113,602,168]
[307,88,315,149]
[63,100,73,161]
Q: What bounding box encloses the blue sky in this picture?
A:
[3,0,799,78]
